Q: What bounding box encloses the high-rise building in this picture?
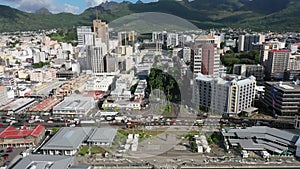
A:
[118,31,135,46]
[233,64,265,81]
[264,81,300,116]
[260,41,280,64]
[104,54,117,73]
[191,35,220,76]
[93,20,109,50]
[183,47,191,63]
[193,74,256,114]
[167,33,179,47]
[265,50,291,77]
[90,46,105,73]
[77,26,94,46]
[238,34,265,52]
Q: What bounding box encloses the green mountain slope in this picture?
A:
[0,0,299,32]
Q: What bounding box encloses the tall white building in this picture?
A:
[89,45,107,73]
[183,47,191,63]
[193,74,256,114]
[167,33,179,47]
[77,26,94,46]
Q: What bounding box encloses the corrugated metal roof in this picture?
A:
[12,155,75,169]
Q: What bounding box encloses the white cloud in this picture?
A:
[61,4,81,14]
[3,0,81,14]
[7,0,54,12]
[85,0,109,7]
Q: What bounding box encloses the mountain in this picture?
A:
[35,8,52,15]
[0,0,300,32]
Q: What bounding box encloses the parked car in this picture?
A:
[6,150,13,153]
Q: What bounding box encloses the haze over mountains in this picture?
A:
[0,0,299,32]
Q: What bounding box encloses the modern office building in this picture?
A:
[265,50,291,77]
[233,64,265,81]
[93,20,109,50]
[191,35,220,76]
[183,47,192,63]
[118,31,135,46]
[260,41,281,64]
[86,45,106,73]
[263,81,300,116]
[77,26,94,46]
[238,34,265,52]
[296,116,300,130]
[193,74,256,114]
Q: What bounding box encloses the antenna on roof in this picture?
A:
[95,6,99,20]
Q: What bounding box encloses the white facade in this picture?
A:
[0,86,8,106]
[91,46,106,73]
[85,76,114,92]
[183,47,191,63]
[30,68,56,82]
[77,26,94,46]
[193,74,256,114]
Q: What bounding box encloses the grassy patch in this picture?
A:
[90,146,106,155]
[79,146,89,156]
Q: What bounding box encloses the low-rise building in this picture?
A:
[0,86,8,106]
[222,126,300,157]
[41,127,117,156]
[86,128,117,147]
[41,127,93,156]
[0,98,36,115]
[0,125,45,148]
[53,94,95,118]
[12,155,78,169]
[85,76,114,93]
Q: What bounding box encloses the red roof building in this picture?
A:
[0,125,45,148]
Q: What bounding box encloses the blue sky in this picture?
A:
[1,0,157,14]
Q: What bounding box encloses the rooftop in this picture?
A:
[0,98,35,112]
[0,125,45,139]
[266,81,300,92]
[223,126,300,154]
[87,128,117,144]
[41,127,93,150]
[53,94,94,112]
[29,98,61,112]
[12,155,75,169]
[269,49,291,53]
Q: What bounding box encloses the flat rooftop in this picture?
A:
[266,81,300,92]
[87,128,117,144]
[12,155,75,169]
[53,95,94,112]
